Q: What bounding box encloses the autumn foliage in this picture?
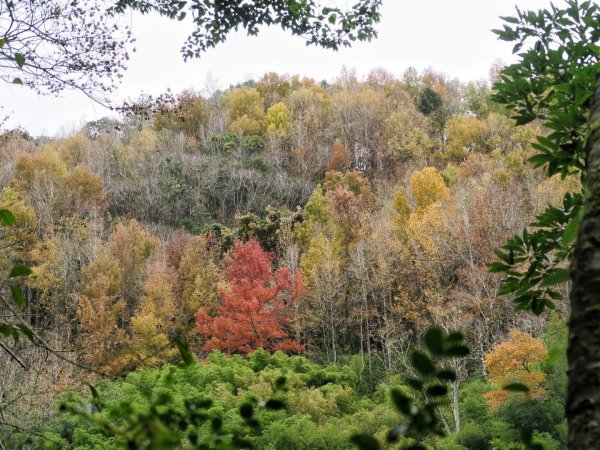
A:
[195,239,303,354]
[483,329,548,410]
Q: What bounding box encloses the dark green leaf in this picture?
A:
[405,377,423,391]
[489,262,511,273]
[386,427,405,443]
[521,428,534,443]
[404,445,427,450]
[232,435,252,448]
[446,332,464,344]
[0,209,16,226]
[265,399,285,410]
[89,385,101,401]
[528,153,552,167]
[15,53,25,69]
[500,16,520,24]
[9,265,32,278]
[211,417,222,432]
[411,351,435,376]
[563,208,583,247]
[350,434,381,450]
[239,403,253,419]
[426,385,448,397]
[424,327,444,355]
[444,346,469,357]
[539,268,570,287]
[10,285,25,309]
[16,323,34,341]
[275,376,287,390]
[390,388,412,415]
[436,370,457,382]
[175,338,194,366]
[0,323,17,339]
[503,383,530,392]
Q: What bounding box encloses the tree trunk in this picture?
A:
[568,74,600,449]
[329,299,337,365]
[451,379,461,433]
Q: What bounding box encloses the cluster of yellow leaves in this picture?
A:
[128,260,179,368]
[14,148,67,187]
[0,187,37,259]
[29,233,64,307]
[76,220,164,374]
[108,219,160,309]
[403,167,454,260]
[66,165,105,213]
[264,102,291,135]
[406,201,456,260]
[445,115,488,159]
[301,234,343,304]
[74,221,233,373]
[27,219,101,328]
[13,148,105,221]
[129,129,159,154]
[255,72,291,107]
[535,174,581,212]
[295,186,333,250]
[177,235,224,348]
[484,329,548,411]
[55,134,90,168]
[224,87,265,135]
[409,167,449,212]
[77,249,126,372]
[392,189,410,234]
[384,109,431,162]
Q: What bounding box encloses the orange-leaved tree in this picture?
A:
[195,239,303,354]
[483,329,548,411]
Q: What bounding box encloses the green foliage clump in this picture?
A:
[209,131,240,154]
[244,157,273,174]
[417,87,443,116]
[32,350,394,449]
[242,135,266,153]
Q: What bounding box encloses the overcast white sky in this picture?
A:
[1,0,552,136]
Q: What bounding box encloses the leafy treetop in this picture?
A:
[112,0,383,59]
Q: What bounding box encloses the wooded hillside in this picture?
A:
[0,67,573,449]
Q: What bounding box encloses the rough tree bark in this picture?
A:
[568,74,600,449]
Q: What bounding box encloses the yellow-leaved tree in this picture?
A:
[409,167,449,212]
[127,258,179,369]
[107,219,160,314]
[77,249,126,374]
[445,115,488,160]
[300,233,345,363]
[264,102,291,135]
[224,87,265,135]
[176,235,224,348]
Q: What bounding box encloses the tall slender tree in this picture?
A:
[196,239,302,354]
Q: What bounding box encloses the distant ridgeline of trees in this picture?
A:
[0,64,575,448]
[18,65,540,231]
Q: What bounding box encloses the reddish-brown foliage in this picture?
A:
[196,239,303,354]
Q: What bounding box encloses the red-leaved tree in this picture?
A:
[195,239,303,354]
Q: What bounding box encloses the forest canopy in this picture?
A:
[0,64,575,449]
[1,0,598,449]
